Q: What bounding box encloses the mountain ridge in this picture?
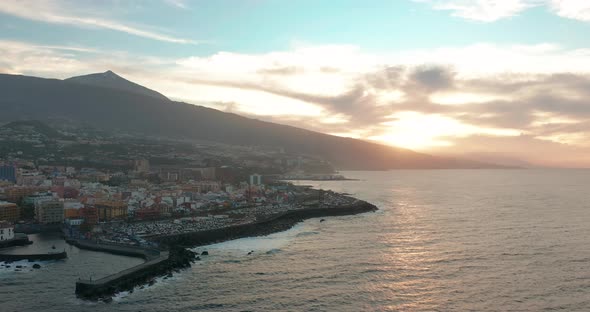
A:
[65,70,169,101]
[0,72,507,170]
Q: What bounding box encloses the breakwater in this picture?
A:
[73,200,376,300]
[0,233,32,249]
[67,239,160,259]
[153,201,378,247]
[0,251,67,262]
[72,241,196,300]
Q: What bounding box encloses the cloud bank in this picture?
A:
[0,0,196,44]
[2,39,590,167]
[416,0,590,22]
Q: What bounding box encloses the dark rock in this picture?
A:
[33,264,41,269]
[201,251,208,256]
[320,219,326,222]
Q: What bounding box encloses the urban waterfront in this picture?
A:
[1,170,589,311]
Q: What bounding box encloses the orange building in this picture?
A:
[0,201,20,222]
[4,186,46,203]
[95,199,127,221]
[63,200,84,219]
[79,207,99,225]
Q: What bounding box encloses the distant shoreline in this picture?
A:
[280,177,359,181]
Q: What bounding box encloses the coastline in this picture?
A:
[152,200,378,247]
[72,198,378,300]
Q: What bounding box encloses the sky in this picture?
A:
[2,0,590,167]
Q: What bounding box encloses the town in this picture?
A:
[0,120,361,249]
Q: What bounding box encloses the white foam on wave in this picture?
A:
[111,271,184,302]
[199,221,317,255]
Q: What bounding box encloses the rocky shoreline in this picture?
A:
[153,200,378,247]
[0,250,67,262]
[75,245,197,301]
[74,199,378,301]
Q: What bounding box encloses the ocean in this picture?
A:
[1,170,590,311]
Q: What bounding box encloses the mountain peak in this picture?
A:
[64,70,169,101]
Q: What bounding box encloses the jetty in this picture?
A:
[71,240,196,300]
[0,233,33,249]
[0,250,67,262]
[73,195,377,300]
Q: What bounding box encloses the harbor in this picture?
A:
[71,194,377,300]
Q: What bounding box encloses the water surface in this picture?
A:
[2,170,589,311]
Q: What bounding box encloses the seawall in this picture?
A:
[152,201,378,247]
[0,234,32,249]
[74,200,377,300]
[0,251,67,262]
[67,239,160,260]
[72,241,196,300]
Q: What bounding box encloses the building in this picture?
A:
[249,173,262,186]
[95,199,127,222]
[0,201,20,222]
[159,171,180,182]
[79,207,99,225]
[134,159,150,174]
[64,200,84,219]
[0,221,15,241]
[35,199,64,224]
[65,218,84,226]
[4,186,44,203]
[199,167,216,180]
[0,164,17,183]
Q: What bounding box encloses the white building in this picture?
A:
[0,221,15,241]
[35,198,64,224]
[249,174,262,186]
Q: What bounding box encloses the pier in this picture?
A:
[71,240,196,300]
[0,251,67,262]
[73,199,377,300]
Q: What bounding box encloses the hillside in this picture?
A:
[1,120,69,139]
[0,73,502,170]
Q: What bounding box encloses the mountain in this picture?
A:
[0,72,504,170]
[65,70,168,100]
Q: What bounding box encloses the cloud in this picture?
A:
[0,0,197,44]
[549,0,590,21]
[2,39,590,166]
[164,0,189,10]
[414,0,541,21]
[407,65,455,91]
[416,0,590,23]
